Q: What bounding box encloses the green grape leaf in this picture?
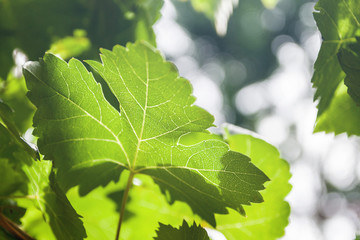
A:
[22,161,87,240]
[24,42,268,227]
[215,133,291,240]
[0,106,86,240]
[154,220,210,240]
[315,81,360,135]
[338,38,360,106]
[312,0,360,115]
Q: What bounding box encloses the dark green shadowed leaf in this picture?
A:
[338,38,360,106]
[312,0,360,116]
[0,74,36,133]
[154,220,210,240]
[216,132,291,240]
[24,42,268,227]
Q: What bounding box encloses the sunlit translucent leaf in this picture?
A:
[315,81,360,136]
[20,206,55,240]
[119,175,199,240]
[47,30,91,60]
[215,133,291,240]
[22,161,87,240]
[65,174,196,240]
[338,38,360,106]
[312,0,360,115]
[24,41,268,227]
[154,220,210,240]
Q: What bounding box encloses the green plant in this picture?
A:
[2,0,359,239]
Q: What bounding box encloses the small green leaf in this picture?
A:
[312,0,360,115]
[24,42,268,227]
[216,133,291,240]
[154,220,210,240]
[47,30,91,60]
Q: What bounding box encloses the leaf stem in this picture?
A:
[115,171,135,240]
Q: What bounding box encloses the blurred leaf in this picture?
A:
[1,200,26,225]
[19,205,55,240]
[65,174,195,240]
[215,133,291,240]
[0,158,27,197]
[261,0,279,9]
[315,81,360,136]
[189,0,219,20]
[47,30,91,60]
[121,175,199,240]
[0,75,35,133]
[0,123,29,197]
[0,0,163,78]
[188,0,238,35]
[338,38,360,106]
[312,0,360,116]
[66,185,118,240]
[154,220,210,240]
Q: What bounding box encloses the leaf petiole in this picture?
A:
[115,171,135,240]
